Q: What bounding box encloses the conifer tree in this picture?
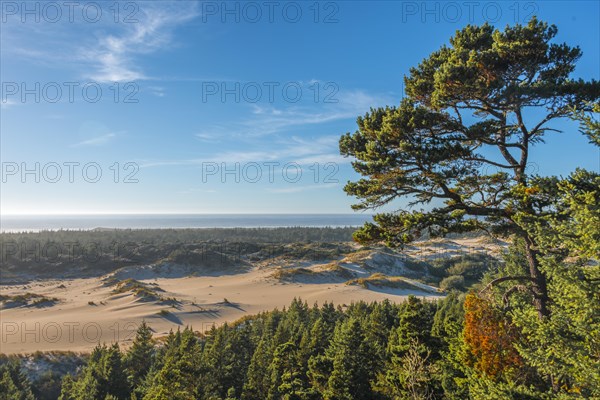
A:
[506,168,600,396]
[143,328,201,400]
[339,17,600,319]
[124,321,155,393]
[0,362,35,400]
[325,317,376,400]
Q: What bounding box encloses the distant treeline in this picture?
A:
[0,227,357,244]
[0,227,498,284]
[0,228,357,282]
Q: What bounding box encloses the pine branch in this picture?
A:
[479,276,536,295]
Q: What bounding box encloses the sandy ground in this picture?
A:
[1,237,506,354]
[0,266,442,354]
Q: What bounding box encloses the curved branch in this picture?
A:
[479,275,536,294]
[464,157,515,169]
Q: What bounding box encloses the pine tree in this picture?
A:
[0,362,35,400]
[325,317,376,400]
[268,341,308,399]
[242,336,273,399]
[124,321,155,393]
[506,169,600,396]
[199,323,251,399]
[363,301,396,368]
[394,296,437,355]
[375,297,442,399]
[431,293,468,399]
[339,17,600,319]
[103,343,129,399]
[58,344,128,400]
[143,328,201,400]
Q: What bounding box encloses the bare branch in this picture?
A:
[479,275,536,294]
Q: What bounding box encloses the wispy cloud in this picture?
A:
[139,134,345,168]
[295,153,347,164]
[1,3,199,83]
[195,132,224,143]
[147,86,166,97]
[71,133,116,147]
[84,4,199,82]
[137,86,392,169]
[229,89,395,138]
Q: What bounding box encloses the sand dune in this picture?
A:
[0,265,442,354]
[0,237,505,354]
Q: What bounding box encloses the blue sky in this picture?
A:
[1,1,598,215]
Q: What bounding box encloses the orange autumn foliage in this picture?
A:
[524,186,541,195]
[463,293,523,379]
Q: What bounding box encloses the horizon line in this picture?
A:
[0,212,375,217]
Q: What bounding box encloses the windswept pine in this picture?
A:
[340,18,599,319]
[1,13,598,400]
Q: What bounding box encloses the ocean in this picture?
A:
[0,214,373,232]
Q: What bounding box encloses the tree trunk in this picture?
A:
[523,236,550,319]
